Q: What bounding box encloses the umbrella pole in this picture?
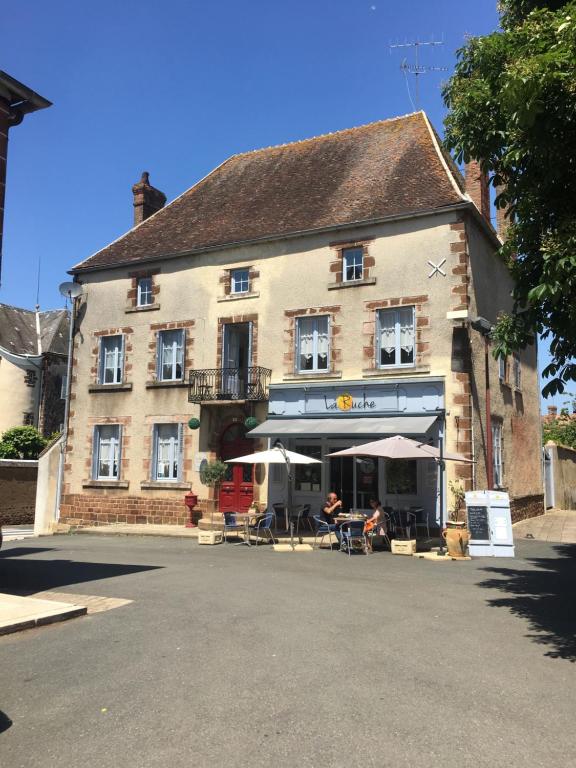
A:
[438,416,445,554]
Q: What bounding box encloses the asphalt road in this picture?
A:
[1,535,575,768]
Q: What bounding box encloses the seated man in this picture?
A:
[321,491,343,524]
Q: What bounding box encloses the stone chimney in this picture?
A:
[547,405,558,418]
[465,160,490,224]
[132,172,166,227]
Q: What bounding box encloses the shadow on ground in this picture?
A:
[0,555,162,594]
[0,547,56,559]
[0,711,13,733]
[478,544,576,662]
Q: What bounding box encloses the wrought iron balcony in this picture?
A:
[188,366,271,403]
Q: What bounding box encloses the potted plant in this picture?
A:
[198,459,229,543]
[443,480,470,558]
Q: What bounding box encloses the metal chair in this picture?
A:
[272,503,286,531]
[339,519,368,556]
[291,503,313,535]
[222,512,243,543]
[248,509,276,545]
[411,506,430,539]
[367,512,391,551]
[313,515,336,549]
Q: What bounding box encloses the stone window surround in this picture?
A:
[90,327,134,388]
[329,237,376,288]
[141,414,193,489]
[283,305,342,378]
[147,320,195,384]
[126,268,161,312]
[216,313,259,369]
[82,415,131,488]
[362,295,429,374]
[219,265,260,299]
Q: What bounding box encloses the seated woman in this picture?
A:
[364,498,387,549]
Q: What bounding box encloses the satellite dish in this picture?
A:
[59,281,83,299]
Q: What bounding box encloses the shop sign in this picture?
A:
[324,392,377,412]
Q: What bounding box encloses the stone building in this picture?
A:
[0,304,69,436]
[60,112,543,527]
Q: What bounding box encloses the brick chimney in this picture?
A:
[132,172,166,227]
[465,160,491,224]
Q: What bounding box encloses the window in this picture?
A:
[296,316,329,372]
[60,374,68,400]
[498,355,507,383]
[386,459,417,495]
[492,421,503,488]
[137,276,153,306]
[153,424,182,481]
[231,268,249,294]
[99,335,124,384]
[294,445,322,491]
[512,353,521,390]
[158,329,185,381]
[342,247,364,282]
[377,307,415,367]
[22,412,34,426]
[94,425,121,480]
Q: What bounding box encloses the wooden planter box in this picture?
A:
[391,539,417,555]
[198,530,223,545]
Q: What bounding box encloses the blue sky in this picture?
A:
[1,0,564,409]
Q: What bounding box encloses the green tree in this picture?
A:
[543,417,576,448]
[0,426,48,459]
[443,0,576,397]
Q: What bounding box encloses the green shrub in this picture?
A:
[0,426,48,460]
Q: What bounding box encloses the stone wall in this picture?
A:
[510,493,545,524]
[60,492,207,527]
[0,459,38,525]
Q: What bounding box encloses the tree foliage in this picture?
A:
[0,426,48,459]
[443,0,576,396]
[543,416,576,447]
[199,460,229,488]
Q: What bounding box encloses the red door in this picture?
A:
[219,423,254,513]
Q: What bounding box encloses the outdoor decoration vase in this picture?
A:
[442,521,470,558]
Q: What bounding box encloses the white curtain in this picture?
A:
[316,317,329,366]
[399,308,414,357]
[379,311,395,355]
[298,318,314,361]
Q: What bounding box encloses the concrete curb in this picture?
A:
[0,593,87,636]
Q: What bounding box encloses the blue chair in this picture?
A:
[248,509,276,546]
[313,515,336,549]
[222,512,243,543]
[339,519,368,556]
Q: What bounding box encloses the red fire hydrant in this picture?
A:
[184,492,200,528]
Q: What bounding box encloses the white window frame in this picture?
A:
[296,315,330,374]
[231,268,250,294]
[153,423,182,482]
[513,353,521,390]
[94,425,121,480]
[492,420,503,488]
[377,307,416,369]
[342,247,364,282]
[157,329,185,381]
[60,374,68,400]
[137,276,153,306]
[99,335,124,385]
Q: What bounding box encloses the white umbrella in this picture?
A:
[226,447,322,465]
[226,444,321,530]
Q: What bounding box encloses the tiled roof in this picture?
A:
[0,304,69,356]
[73,112,466,273]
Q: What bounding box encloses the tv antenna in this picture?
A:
[390,38,448,110]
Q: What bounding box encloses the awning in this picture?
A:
[248,415,437,438]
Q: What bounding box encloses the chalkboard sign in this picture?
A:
[467,505,490,541]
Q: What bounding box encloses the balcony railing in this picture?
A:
[188,366,271,403]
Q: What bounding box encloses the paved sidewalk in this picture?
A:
[514,509,576,543]
[73,523,200,538]
[0,592,86,635]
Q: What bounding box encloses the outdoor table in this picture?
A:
[233,513,261,547]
